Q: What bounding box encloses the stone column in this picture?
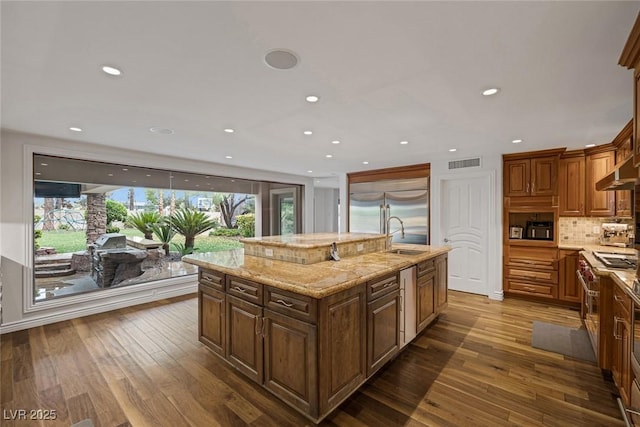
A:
[86,193,107,245]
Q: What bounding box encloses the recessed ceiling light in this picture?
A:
[122,168,128,171]
[363,161,369,165]
[132,180,137,183]
[400,141,409,145]
[69,127,83,132]
[35,172,41,176]
[449,148,457,152]
[512,139,522,144]
[146,174,151,177]
[585,143,596,148]
[264,49,299,70]
[225,155,233,159]
[40,163,48,166]
[482,87,499,96]
[325,154,333,158]
[307,170,313,173]
[195,184,200,187]
[149,127,174,134]
[332,140,340,144]
[108,173,114,177]
[102,65,122,76]
[184,179,189,182]
[303,130,313,135]
[306,95,320,103]
[224,128,235,133]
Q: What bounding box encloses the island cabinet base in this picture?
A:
[196,253,448,423]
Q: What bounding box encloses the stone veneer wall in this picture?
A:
[243,237,387,264]
[86,193,107,245]
[558,217,634,245]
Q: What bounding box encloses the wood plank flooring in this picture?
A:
[0,292,625,426]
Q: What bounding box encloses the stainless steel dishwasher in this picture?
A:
[400,266,417,348]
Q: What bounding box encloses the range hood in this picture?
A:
[595,156,639,191]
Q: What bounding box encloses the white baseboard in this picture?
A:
[490,289,504,301]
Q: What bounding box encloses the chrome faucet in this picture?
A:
[386,216,405,249]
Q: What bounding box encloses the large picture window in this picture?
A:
[32,154,301,302]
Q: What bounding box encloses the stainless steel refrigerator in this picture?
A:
[349,177,429,244]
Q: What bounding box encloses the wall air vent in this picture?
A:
[448,157,481,170]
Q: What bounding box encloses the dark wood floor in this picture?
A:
[0,291,625,427]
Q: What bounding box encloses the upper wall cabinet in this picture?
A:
[558,152,586,216]
[586,149,616,217]
[504,155,559,197]
[619,12,640,166]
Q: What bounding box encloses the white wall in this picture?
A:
[0,129,316,332]
[313,188,339,233]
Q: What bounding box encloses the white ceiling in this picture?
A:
[2,1,639,180]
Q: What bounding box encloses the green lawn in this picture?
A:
[38,228,243,254]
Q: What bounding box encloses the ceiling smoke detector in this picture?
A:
[264,49,299,70]
[149,127,174,134]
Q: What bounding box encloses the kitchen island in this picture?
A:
[182,233,450,423]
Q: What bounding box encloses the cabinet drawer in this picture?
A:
[508,258,557,270]
[506,279,558,299]
[265,286,318,323]
[226,276,263,304]
[367,273,399,301]
[507,246,558,270]
[417,259,435,277]
[199,269,224,290]
[506,267,558,283]
[614,283,632,317]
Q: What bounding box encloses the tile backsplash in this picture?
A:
[558,217,633,244]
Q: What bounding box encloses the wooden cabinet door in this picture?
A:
[616,147,633,218]
[318,285,366,415]
[586,151,615,216]
[558,250,580,303]
[199,285,226,356]
[366,291,400,377]
[226,294,263,384]
[531,156,557,196]
[558,156,585,216]
[435,255,448,313]
[416,270,435,333]
[263,309,318,417]
[635,71,640,167]
[613,308,632,405]
[504,159,530,197]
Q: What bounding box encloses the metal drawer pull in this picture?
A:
[276,299,294,308]
[615,295,625,303]
[233,286,246,293]
[383,282,395,288]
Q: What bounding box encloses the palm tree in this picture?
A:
[126,211,160,240]
[170,208,217,250]
[149,219,176,256]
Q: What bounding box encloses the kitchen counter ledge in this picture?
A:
[183,243,450,298]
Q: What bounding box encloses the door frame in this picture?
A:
[432,169,502,300]
[270,187,301,236]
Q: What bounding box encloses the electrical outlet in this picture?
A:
[265,248,274,257]
[357,243,363,251]
[593,226,601,234]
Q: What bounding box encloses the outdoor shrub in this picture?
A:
[106,225,121,233]
[170,208,217,248]
[106,199,128,225]
[172,243,198,256]
[127,211,161,239]
[210,228,241,237]
[149,220,176,256]
[58,224,71,231]
[236,213,255,237]
[34,214,42,224]
[34,229,42,249]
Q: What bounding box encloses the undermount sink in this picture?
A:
[385,249,427,256]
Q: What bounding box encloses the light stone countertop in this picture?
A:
[239,232,386,248]
[183,243,451,298]
[560,241,636,255]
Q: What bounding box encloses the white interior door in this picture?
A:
[440,175,490,295]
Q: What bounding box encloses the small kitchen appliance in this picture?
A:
[599,223,632,247]
[525,221,553,240]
